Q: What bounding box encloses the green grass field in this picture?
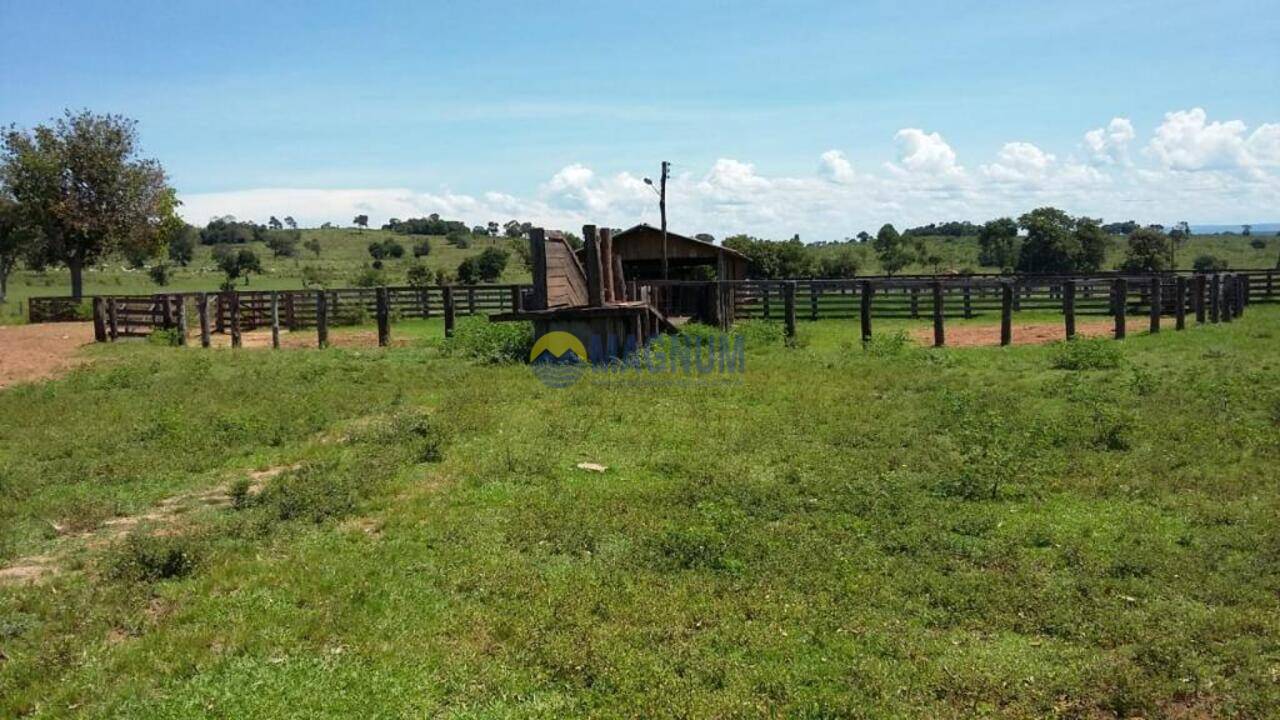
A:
[3,230,1277,326]
[2,307,1279,717]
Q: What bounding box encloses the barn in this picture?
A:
[591,224,748,282]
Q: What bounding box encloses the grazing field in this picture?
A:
[2,310,1280,717]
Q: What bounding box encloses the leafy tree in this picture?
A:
[300,265,326,288]
[284,216,297,230]
[367,238,404,260]
[446,229,471,248]
[471,225,488,236]
[383,216,468,235]
[816,248,860,278]
[0,196,35,303]
[873,223,912,276]
[855,231,871,243]
[1119,227,1173,272]
[199,216,264,245]
[148,263,170,286]
[353,214,369,230]
[268,216,283,230]
[486,221,499,237]
[351,265,385,288]
[1,110,176,299]
[1242,224,1252,236]
[1193,254,1228,272]
[721,234,811,279]
[504,220,523,238]
[304,238,322,258]
[266,229,301,258]
[212,244,262,290]
[406,263,433,288]
[474,246,509,282]
[168,224,197,266]
[977,217,1020,269]
[456,256,481,284]
[1102,220,1140,235]
[1015,207,1110,274]
[412,238,431,257]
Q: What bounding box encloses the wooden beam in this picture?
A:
[932,281,945,347]
[1148,276,1161,333]
[1113,278,1127,339]
[528,228,548,310]
[175,295,188,346]
[317,291,329,348]
[583,224,604,307]
[783,281,796,341]
[270,291,281,349]
[1063,280,1076,339]
[443,285,456,337]
[1000,282,1013,346]
[376,286,390,347]
[197,293,211,348]
[92,297,107,342]
[599,227,614,303]
[860,280,873,344]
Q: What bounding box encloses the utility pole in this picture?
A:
[645,161,672,279]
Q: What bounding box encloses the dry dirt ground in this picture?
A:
[910,318,1157,348]
[0,322,97,389]
[206,327,411,349]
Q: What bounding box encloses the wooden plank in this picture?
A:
[1000,282,1012,346]
[599,227,614,303]
[584,224,604,307]
[197,294,211,347]
[1194,275,1206,324]
[1210,274,1221,323]
[108,298,118,341]
[92,297,107,342]
[229,293,242,348]
[175,295,188,346]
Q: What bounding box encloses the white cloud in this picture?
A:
[1144,107,1280,170]
[1083,117,1135,165]
[886,128,964,181]
[818,149,855,184]
[180,112,1280,241]
[981,142,1056,184]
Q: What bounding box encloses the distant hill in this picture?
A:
[1190,223,1280,234]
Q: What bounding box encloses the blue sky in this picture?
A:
[2,0,1278,238]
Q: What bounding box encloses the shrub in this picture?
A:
[352,408,447,463]
[1193,254,1229,272]
[1050,338,1123,370]
[255,462,359,524]
[229,477,252,510]
[413,239,431,257]
[444,316,532,363]
[108,532,200,583]
[1088,403,1134,451]
[732,319,785,347]
[864,329,914,357]
[147,328,181,347]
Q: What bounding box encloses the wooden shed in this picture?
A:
[588,224,748,282]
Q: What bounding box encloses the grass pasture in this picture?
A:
[1,310,1279,717]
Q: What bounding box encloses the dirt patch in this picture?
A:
[0,464,297,586]
[0,322,97,389]
[910,318,1155,348]
[207,328,410,350]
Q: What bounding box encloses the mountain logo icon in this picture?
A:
[529,331,589,388]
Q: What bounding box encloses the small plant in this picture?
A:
[147,328,181,347]
[1089,402,1134,451]
[1050,338,1123,370]
[354,408,447,463]
[864,329,913,357]
[229,477,253,510]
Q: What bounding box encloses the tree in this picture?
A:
[266,229,301,258]
[474,246,509,282]
[816,248,860,278]
[284,216,297,230]
[412,239,431,257]
[353,214,369,230]
[1242,224,1252,237]
[856,231,871,243]
[268,216,283,230]
[199,216,263,245]
[486,221,499,237]
[212,245,262,290]
[1120,227,1173,272]
[406,263,433,288]
[503,220,523,238]
[168,224,197,266]
[148,263,170,286]
[977,217,1020,269]
[1015,207,1110,274]
[456,256,481,284]
[367,238,404,260]
[1,111,176,299]
[873,223,912,276]
[446,229,471,248]
[0,197,35,303]
[304,238,322,258]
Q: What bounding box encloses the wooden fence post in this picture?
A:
[1267,270,1274,301]
[228,292,242,348]
[92,297,107,342]
[270,291,281,349]
[376,287,390,347]
[910,287,919,319]
[932,281,945,347]
[762,284,771,319]
[443,285,456,338]
[108,297,119,341]
[1175,277,1187,331]
[197,293,211,348]
[859,280,873,344]
[510,285,522,312]
[1222,275,1234,324]
[160,293,174,328]
[1012,279,1022,311]
[175,295,188,346]
[783,281,796,341]
[810,282,820,321]
[1210,274,1221,323]
[962,284,972,319]
[1063,280,1076,339]
[285,292,297,330]
[316,291,329,348]
[1000,282,1013,346]
[1149,276,1161,333]
[1194,276,1206,324]
[1113,278,1127,340]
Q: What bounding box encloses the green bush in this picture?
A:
[255,462,359,524]
[864,329,914,357]
[108,532,201,583]
[1050,338,1124,370]
[444,316,532,363]
[352,408,447,463]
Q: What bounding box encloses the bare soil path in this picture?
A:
[0,322,97,389]
[910,318,1156,348]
